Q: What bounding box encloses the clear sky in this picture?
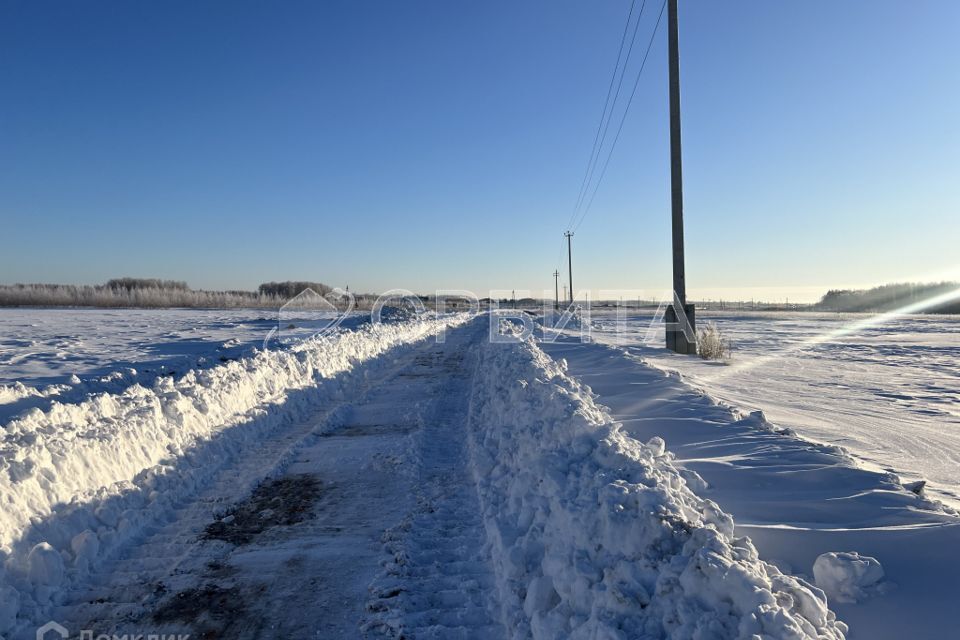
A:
[1,0,957,302]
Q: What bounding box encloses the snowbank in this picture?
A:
[0,313,469,635]
[467,336,848,639]
[0,382,68,406]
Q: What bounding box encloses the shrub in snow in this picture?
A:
[697,321,731,360]
[468,337,847,639]
[814,552,887,603]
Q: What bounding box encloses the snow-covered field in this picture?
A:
[587,310,960,507]
[1,307,957,638]
[0,308,373,425]
[0,308,277,387]
[0,309,272,427]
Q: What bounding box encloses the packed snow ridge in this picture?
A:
[467,334,848,639]
[0,313,471,635]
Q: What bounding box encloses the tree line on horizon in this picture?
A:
[257,281,333,298]
[1,278,957,313]
[0,279,335,308]
[815,281,960,314]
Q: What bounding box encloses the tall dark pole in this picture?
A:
[666,0,696,354]
[553,270,560,310]
[565,231,574,305]
[668,0,686,307]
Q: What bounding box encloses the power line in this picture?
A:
[567,0,638,230]
[571,0,667,234]
[552,0,665,306]
[573,0,649,220]
[565,0,641,232]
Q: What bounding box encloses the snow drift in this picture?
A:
[467,336,848,639]
[0,313,469,635]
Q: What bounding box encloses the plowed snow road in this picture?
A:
[51,322,504,639]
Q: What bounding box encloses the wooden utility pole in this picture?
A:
[565,231,574,305]
[553,270,560,310]
[665,0,696,354]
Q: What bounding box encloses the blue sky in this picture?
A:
[1,0,957,302]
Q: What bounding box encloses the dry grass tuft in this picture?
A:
[697,322,732,361]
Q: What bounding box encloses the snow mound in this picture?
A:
[0,313,470,634]
[813,552,887,603]
[0,382,69,406]
[468,336,847,639]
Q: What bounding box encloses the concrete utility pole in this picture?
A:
[553,270,560,310]
[565,231,575,305]
[665,0,697,355]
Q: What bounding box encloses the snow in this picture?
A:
[468,332,846,639]
[540,322,960,639]
[0,586,18,636]
[26,544,63,599]
[0,382,59,405]
[363,322,504,638]
[2,308,956,638]
[0,307,369,424]
[43,316,500,640]
[588,310,960,507]
[0,311,470,636]
[0,308,276,387]
[812,552,886,604]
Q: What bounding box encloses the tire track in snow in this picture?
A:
[365,324,505,639]
[48,321,503,639]
[47,342,414,638]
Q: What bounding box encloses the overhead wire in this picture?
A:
[573,0,649,220]
[565,0,642,233]
[571,0,667,234]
